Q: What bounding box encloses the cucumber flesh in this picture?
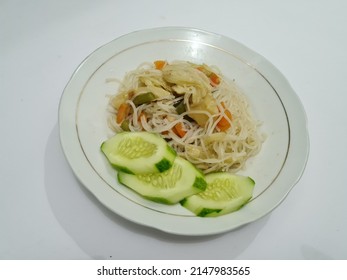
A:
[180,172,255,217]
[101,131,176,174]
[117,157,207,204]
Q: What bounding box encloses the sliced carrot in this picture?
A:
[127,90,135,99]
[196,66,206,73]
[196,65,211,77]
[209,72,220,85]
[136,112,147,130]
[217,110,232,131]
[154,60,167,70]
[138,112,146,123]
[196,65,220,86]
[172,122,187,138]
[116,103,130,124]
[217,102,232,131]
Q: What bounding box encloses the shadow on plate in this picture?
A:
[44,123,269,259]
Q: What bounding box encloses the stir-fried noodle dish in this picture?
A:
[107,60,263,174]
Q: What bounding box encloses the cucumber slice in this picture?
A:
[180,172,255,217]
[101,131,176,174]
[117,157,207,204]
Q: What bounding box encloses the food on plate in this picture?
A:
[107,60,262,174]
[101,61,263,216]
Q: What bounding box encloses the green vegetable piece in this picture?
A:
[118,157,207,204]
[174,100,194,122]
[120,120,130,131]
[180,172,255,217]
[175,100,186,115]
[133,92,156,106]
[101,131,176,174]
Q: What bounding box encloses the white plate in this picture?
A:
[59,27,309,236]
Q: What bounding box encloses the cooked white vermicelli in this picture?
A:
[107,61,263,173]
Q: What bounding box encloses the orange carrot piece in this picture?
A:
[138,112,146,123]
[154,60,167,70]
[217,102,232,131]
[217,110,232,131]
[116,103,130,124]
[136,112,146,130]
[172,122,187,138]
[196,65,220,86]
[209,72,220,85]
[196,66,205,72]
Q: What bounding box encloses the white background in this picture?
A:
[1,0,346,260]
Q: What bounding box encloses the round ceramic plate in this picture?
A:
[59,27,309,236]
